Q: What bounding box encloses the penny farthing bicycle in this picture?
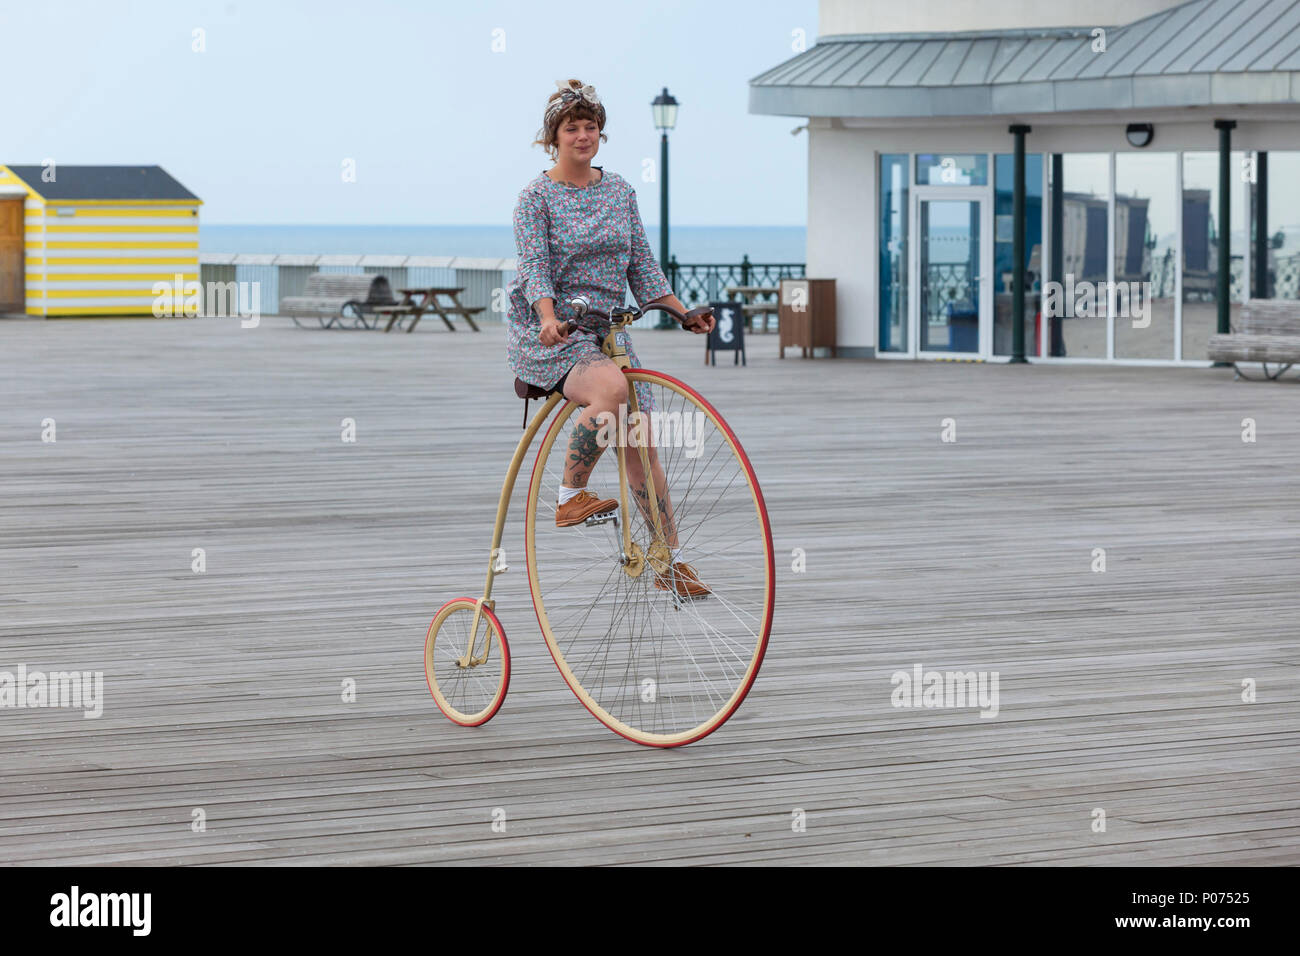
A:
[425,297,774,747]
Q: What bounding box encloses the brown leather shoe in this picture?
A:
[555,489,618,527]
[654,561,711,597]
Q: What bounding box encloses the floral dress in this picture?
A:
[506,167,673,411]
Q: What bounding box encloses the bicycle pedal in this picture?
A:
[584,511,619,528]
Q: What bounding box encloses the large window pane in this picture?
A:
[919,199,980,353]
[915,153,988,186]
[1182,151,1244,361]
[993,153,1043,356]
[1265,151,1300,300]
[879,154,909,352]
[1048,154,1110,358]
[1114,153,1176,359]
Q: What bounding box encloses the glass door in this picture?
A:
[912,188,991,357]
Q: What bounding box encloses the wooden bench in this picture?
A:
[1207,299,1300,380]
[280,273,401,329]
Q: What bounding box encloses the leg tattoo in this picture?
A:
[566,419,603,487]
[632,479,675,543]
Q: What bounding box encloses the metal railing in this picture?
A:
[199,253,514,319]
[666,254,805,306]
[199,253,807,326]
[923,263,975,324]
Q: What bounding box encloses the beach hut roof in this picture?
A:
[3,165,200,202]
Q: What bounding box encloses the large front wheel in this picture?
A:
[525,369,774,747]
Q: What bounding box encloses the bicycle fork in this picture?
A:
[612,378,676,586]
[458,388,566,669]
[589,326,672,580]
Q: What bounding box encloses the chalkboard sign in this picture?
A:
[706,301,746,366]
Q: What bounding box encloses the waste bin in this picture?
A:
[779,278,837,358]
[946,302,978,352]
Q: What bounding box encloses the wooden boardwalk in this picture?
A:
[1,314,1297,866]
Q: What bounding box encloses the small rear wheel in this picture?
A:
[424,597,509,726]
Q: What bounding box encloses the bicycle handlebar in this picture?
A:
[563,297,712,331]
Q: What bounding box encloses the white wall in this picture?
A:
[807,124,877,350]
[819,0,1184,35]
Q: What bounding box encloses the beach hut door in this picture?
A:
[0,200,23,314]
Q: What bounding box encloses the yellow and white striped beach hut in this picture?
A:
[0,165,200,317]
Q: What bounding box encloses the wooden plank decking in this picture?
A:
[0,315,1297,865]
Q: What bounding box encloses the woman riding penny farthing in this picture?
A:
[425,79,774,747]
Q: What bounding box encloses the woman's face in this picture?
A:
[555,115,601,164]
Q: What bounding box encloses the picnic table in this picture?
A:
[370,286,484,333]
[725,285,780,333]
[280,274,485,332]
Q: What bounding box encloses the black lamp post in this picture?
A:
[652,87,678,328]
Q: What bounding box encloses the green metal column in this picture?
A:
[1049,153,1064,357]
[1255,150,1269,298]
[659,132,669,272]
[1214,119,1235,337]
[1009,124,1031,363]
[657,131,674,328]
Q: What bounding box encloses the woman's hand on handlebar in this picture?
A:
[682,306,715,334]
[646,296,715,334]
[539,316,571,347]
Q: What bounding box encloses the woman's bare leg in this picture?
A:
[558,353,624,490]
[561,359,679,543]
[624,439,679,547]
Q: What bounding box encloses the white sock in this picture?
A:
[671,547,682,563]
[558,485,584,505]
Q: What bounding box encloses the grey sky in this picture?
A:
[0,0,817,226]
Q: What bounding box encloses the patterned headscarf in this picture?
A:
[544,79,605,130]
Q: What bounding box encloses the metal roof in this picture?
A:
[749,0,1300,118]
[4,165,200,201]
